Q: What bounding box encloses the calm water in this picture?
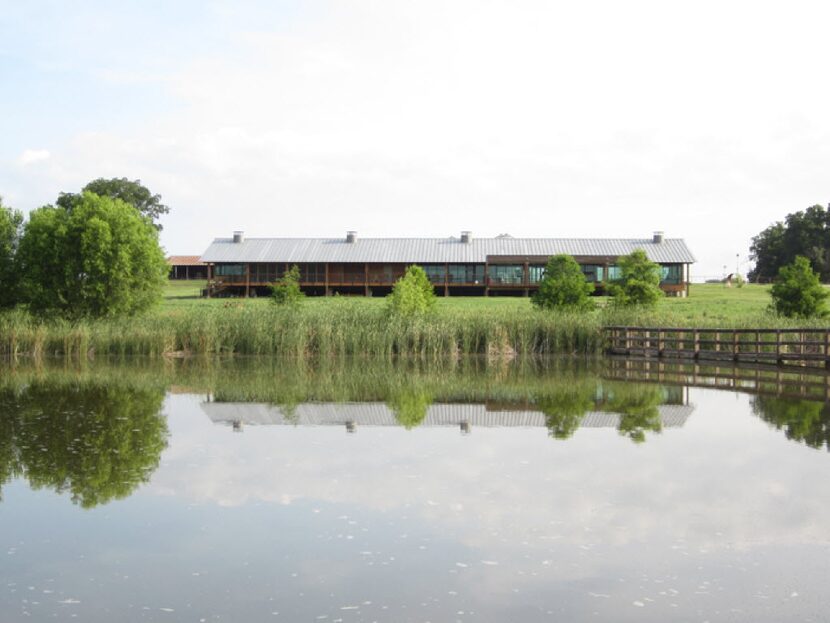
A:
[1,358,829,622]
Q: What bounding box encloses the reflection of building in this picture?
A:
[201,402,694,433]
[200,230,695,298]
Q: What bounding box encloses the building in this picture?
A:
[167,255,208,280]
[199,230,695,297]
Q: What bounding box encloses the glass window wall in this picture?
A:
[660,264,682,285]
[488,265,524,285]
[448,264,485,284]
[421,264,446,284]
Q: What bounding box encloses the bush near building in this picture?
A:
[608,249,663,308]
[531,254,595,311]
[769,256,828,318]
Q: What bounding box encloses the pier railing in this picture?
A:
[604,326,830,368]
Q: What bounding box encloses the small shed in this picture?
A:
[167,256,208,280]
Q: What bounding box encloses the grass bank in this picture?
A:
[0,283,825,359]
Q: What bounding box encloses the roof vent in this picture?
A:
[460,231,472,244]
[233,231,244,244]
[346,231,357,243]
[653,231,664,244]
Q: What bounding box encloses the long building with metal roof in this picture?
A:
[199,230,695,297]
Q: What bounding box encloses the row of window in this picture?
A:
[215,263,684,285]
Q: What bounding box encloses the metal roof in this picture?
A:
[200,236,696,264]
[201,402,694,429]
[167,255,205,266]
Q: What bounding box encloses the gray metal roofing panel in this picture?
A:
[200,237,696,264]
[201,402,693,428]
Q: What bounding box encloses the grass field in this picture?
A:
[0,280,820,360]
[162,280,778,323]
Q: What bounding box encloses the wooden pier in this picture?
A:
[604,326,830,368]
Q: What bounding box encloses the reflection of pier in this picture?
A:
[201,402,694,433]
[606,357,830,402]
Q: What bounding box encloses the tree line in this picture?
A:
[0,178,169,318]
[749,203,830,283]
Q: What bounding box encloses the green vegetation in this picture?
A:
[0,196,23,309]
[607,249,663,308]
[531,254,595,311]
[1,282,827,359]
[17,192,168,318]
[0,374,168,506]
[387,265,437,316]
[270,264,305,306]
[769,256,828,318]
[749,203,830,282]
[57,177,170,230]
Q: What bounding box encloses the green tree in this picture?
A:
[608,249,663,307]
[531,254,595,311]
[17,192,168,318]
[749,204,830,282]
[270,264,305,306]
[387,265,437,316]
[769,256,828,318]
[0,196,24,308]
[57,177,170,229]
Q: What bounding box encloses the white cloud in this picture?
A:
[17,148,51,166]
[5,0,830,275]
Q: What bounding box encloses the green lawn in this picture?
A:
[162,280,778,322]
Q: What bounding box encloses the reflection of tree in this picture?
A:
[606,386,664,443]
[2,382,167,508]
[388,389,433,430]
[751,396,830,451]
[536,385,595,439]
[0,390,21,501]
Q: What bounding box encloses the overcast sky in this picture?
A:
[1,0,828,279]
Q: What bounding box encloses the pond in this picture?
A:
[1,357,829,622]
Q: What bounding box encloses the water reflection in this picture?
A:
[752,395,830,451]
[0,377,168,507]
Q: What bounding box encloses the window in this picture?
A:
[488,265,524,285]
[660,264,682,284]
[528,265,546,284]
[422,264,446,284]
[448,264,485,284]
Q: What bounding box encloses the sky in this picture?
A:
[1,0,829,280]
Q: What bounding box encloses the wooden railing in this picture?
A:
[604,326,830,368]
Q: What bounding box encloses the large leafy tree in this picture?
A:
[750,204,830,282]
[531,254,595,311]
[769,256,828,318]
[57,177,169,230]
[607,249,663,308]
[17,192,168,318]
[0,196,24,308]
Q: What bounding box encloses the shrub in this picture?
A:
[608,249,663,308]
[531,254,595,311]
[387,265,437,316]
[270,265,305,306]
[769,256,828,318]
